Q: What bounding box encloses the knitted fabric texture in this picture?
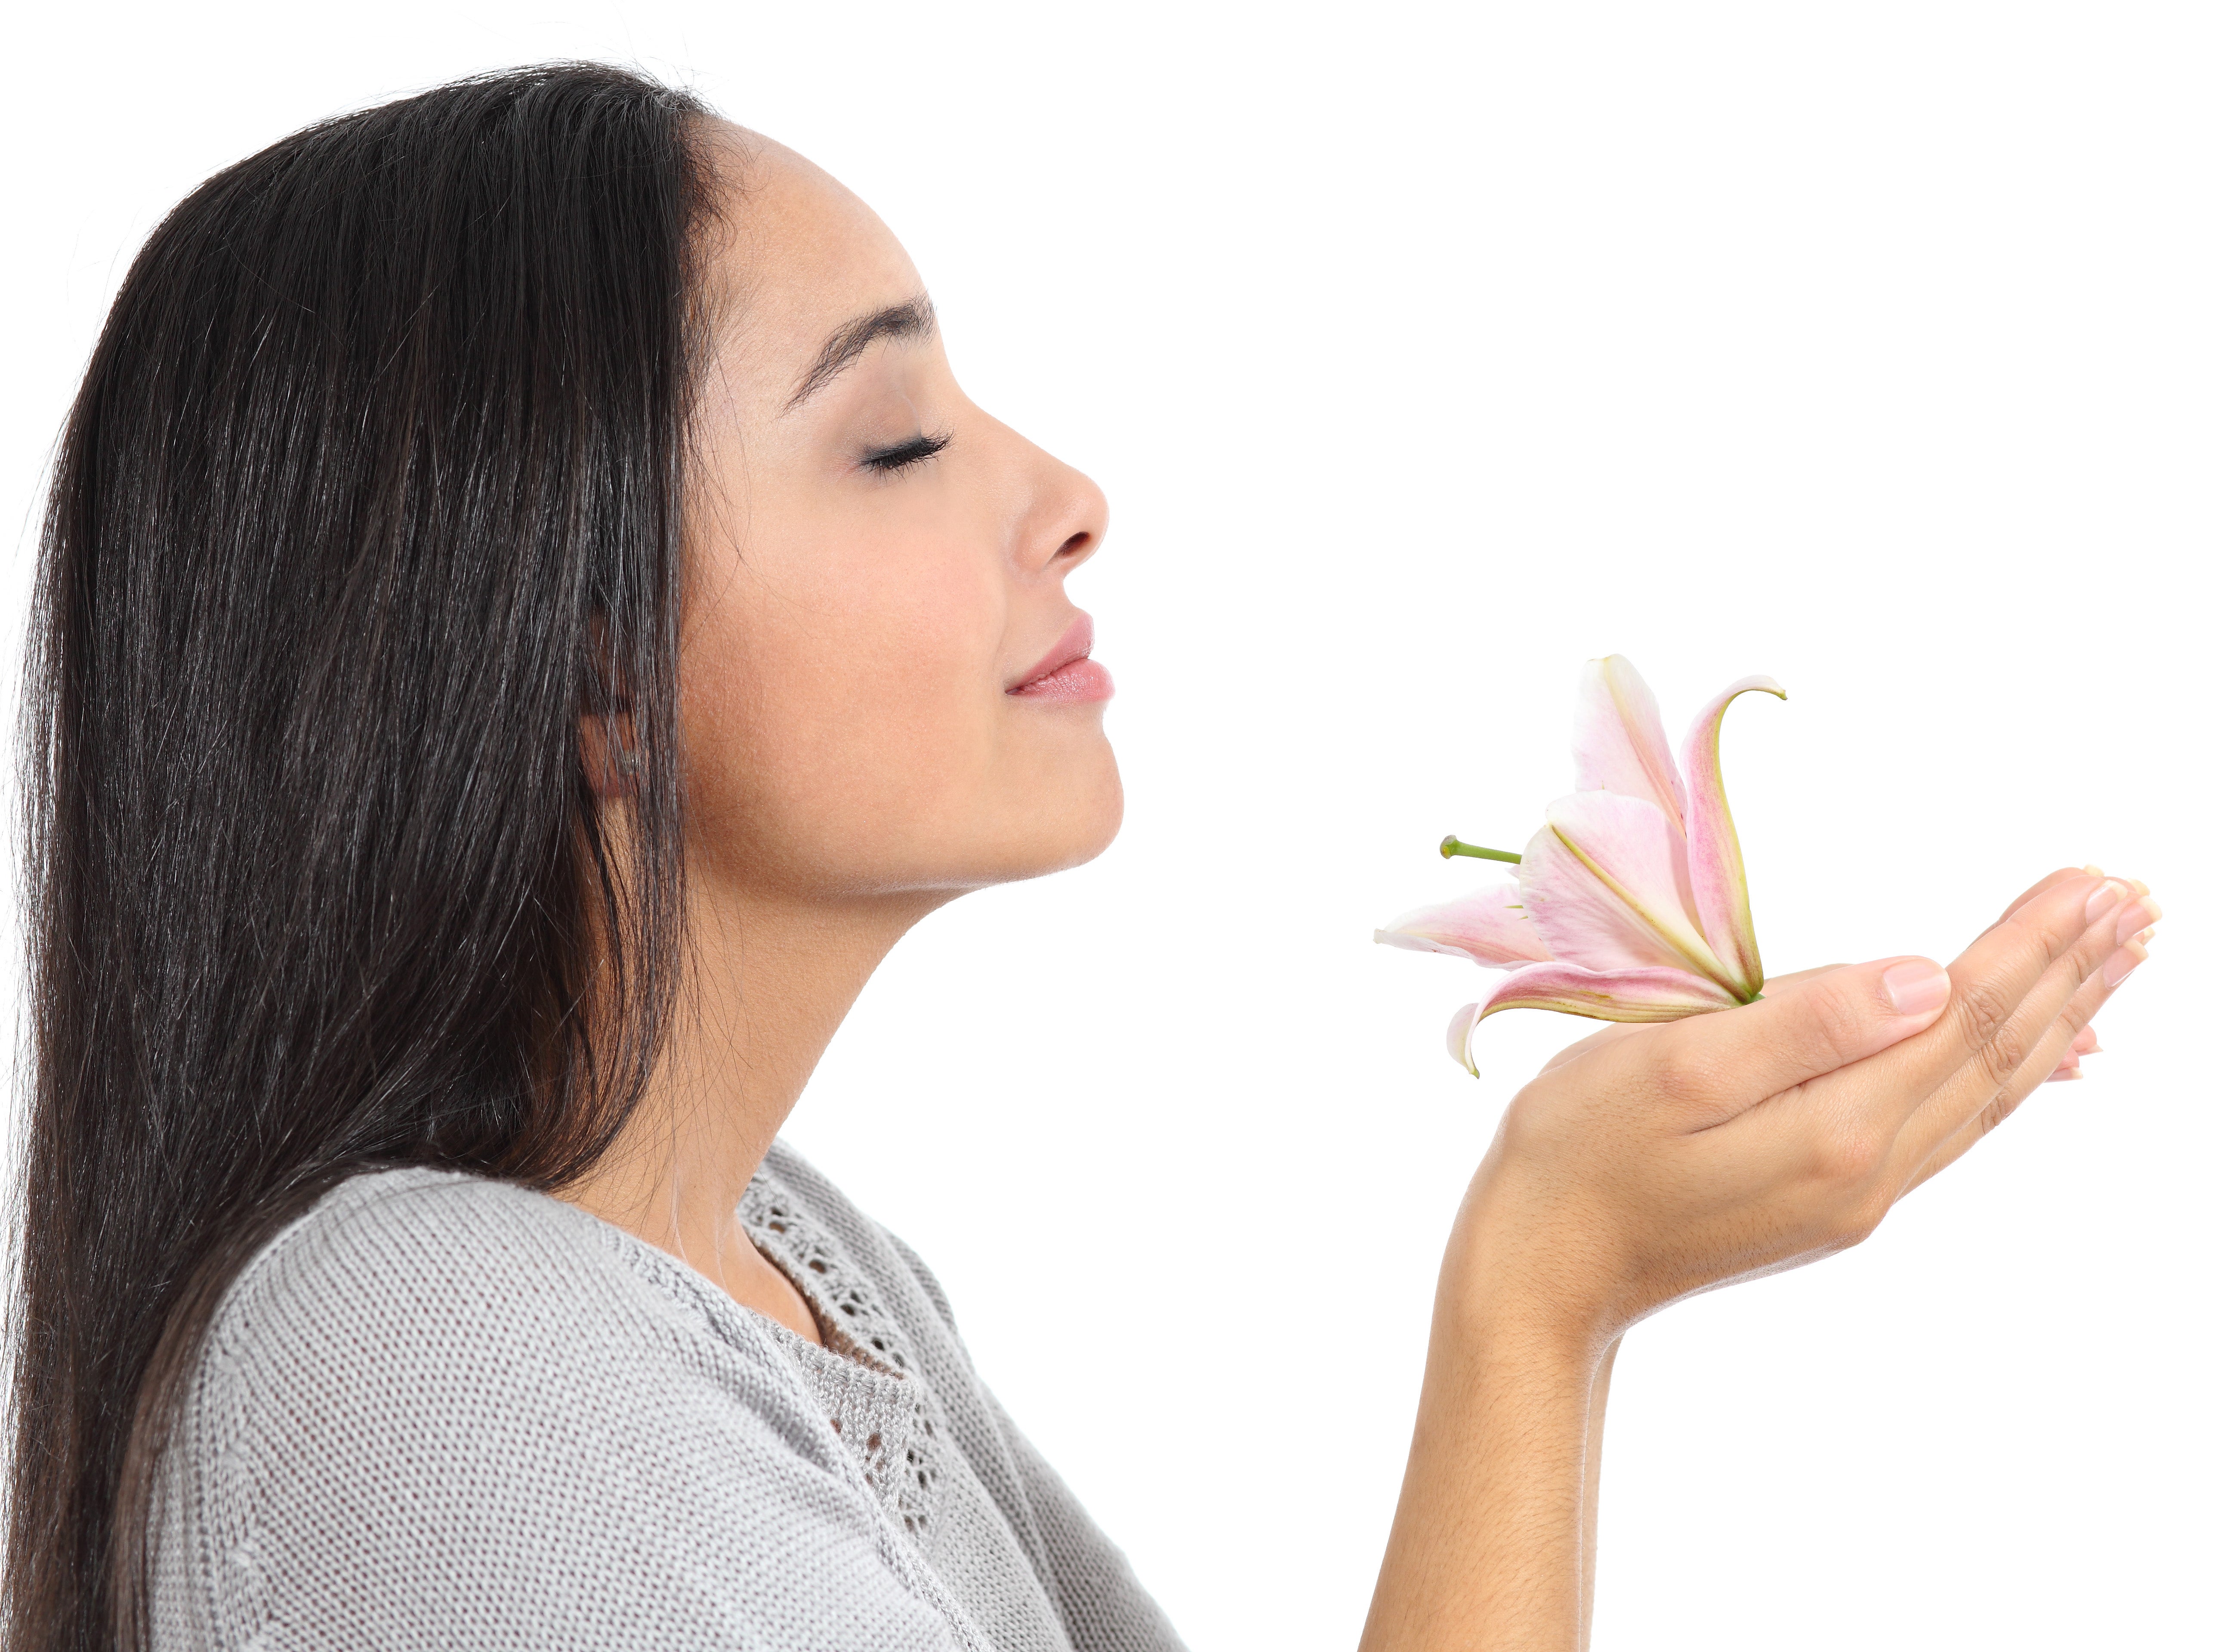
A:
[148,1142,1188,1652]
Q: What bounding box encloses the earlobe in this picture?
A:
[580,713,644,798]
[579,608,647,798]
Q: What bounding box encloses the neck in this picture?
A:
[558,881,944,1314]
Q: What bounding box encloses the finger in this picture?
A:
[1890,885,2153,1168]
[1905,1012,2094,1191]
[1761,964,1851,990]
[1629,955,1956,1123]
[1896,953,2132,1193]
[1536,965,1853,1080]
[1997,866,2150,925]
[1845,873,2131,1140]
[1965,895,2149,1085]
[1998,866,2090,923]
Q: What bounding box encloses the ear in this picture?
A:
[579,708,642,798]
[580,613,642,798]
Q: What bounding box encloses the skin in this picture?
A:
[559,121,2162,1643]
[562,125,1117,1340]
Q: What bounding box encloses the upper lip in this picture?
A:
[1009,613,1094,691]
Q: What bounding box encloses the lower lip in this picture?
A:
[1009,657,1114,704]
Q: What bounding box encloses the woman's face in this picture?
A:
[678,124,1120,906]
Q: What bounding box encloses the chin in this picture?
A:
[970,749,1126,887]
[1049,764,1126,871]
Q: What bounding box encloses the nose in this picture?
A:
[1016,442,1108,580]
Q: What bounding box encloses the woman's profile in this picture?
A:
[3,63,2152,1652]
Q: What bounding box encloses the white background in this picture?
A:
[5,4,2212,1647]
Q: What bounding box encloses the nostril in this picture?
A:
[1055,531,1092,560]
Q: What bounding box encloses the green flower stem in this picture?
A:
[1440,835,1522,865]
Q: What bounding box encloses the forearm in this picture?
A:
[1579,1339,1619,1649]
[1359,1284,1605,1652]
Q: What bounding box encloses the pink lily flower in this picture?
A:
[1376,656,1784,1074]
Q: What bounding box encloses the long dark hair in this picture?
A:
[7,63,718,1649]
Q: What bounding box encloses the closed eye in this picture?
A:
[859,431,952,475]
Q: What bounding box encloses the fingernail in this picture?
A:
[2070,1025,2099,1055]
[1882,960,1951,1016]
[2085,880,2128,924]
[2113,897,2161,946]
[2082,863,2105,877]
[2046,1066,2083,1083]
[2102,946,2144,989]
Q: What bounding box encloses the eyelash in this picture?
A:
[859,431,952,475]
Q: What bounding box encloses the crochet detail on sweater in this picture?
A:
[896,1409,944,1541]
[828,1407,945,1539]
[744,1187,911,1372]
[740,1179,944,1539]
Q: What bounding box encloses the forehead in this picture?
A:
[699,124,924,388]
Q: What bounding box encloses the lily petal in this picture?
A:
[1444,1002,1483,1075]
[1572,656,1687,835]
[1376,883,1553,967]
[1475,962,1742,1024]
[1678,675,1786,999]
[1521,793,1733,986]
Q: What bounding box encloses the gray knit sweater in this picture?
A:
[148,1143,1188,1652]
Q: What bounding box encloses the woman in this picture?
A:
[5,63,2150,1652]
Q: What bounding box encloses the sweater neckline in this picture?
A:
[736,1155,947,1540]
[738,1156,918,1381]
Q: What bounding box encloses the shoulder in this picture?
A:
[157,1168,969,1651]
[192,1165,834,1471]
[182,1168,846,1524]
[212,1166,694,1362]
[197,1168,745,1427]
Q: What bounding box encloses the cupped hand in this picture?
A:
[1442,868,2159,1354]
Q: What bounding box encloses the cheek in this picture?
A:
[679,534,1006,880]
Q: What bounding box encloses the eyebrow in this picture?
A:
[783,296,938,413]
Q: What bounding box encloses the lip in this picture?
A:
[1008,612,1113,703]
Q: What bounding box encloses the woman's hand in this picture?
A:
[1360,868,2159,1652]
[1450,868,2153,1344]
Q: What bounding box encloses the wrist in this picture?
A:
[1434,1166,1621,1379]
[1429,1281,1607,1399]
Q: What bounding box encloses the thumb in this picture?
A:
[1651,956,1953,1105]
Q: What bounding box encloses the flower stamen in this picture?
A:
[1440,836,1522,865]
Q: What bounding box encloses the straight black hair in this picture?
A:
[6,62,718,1649]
